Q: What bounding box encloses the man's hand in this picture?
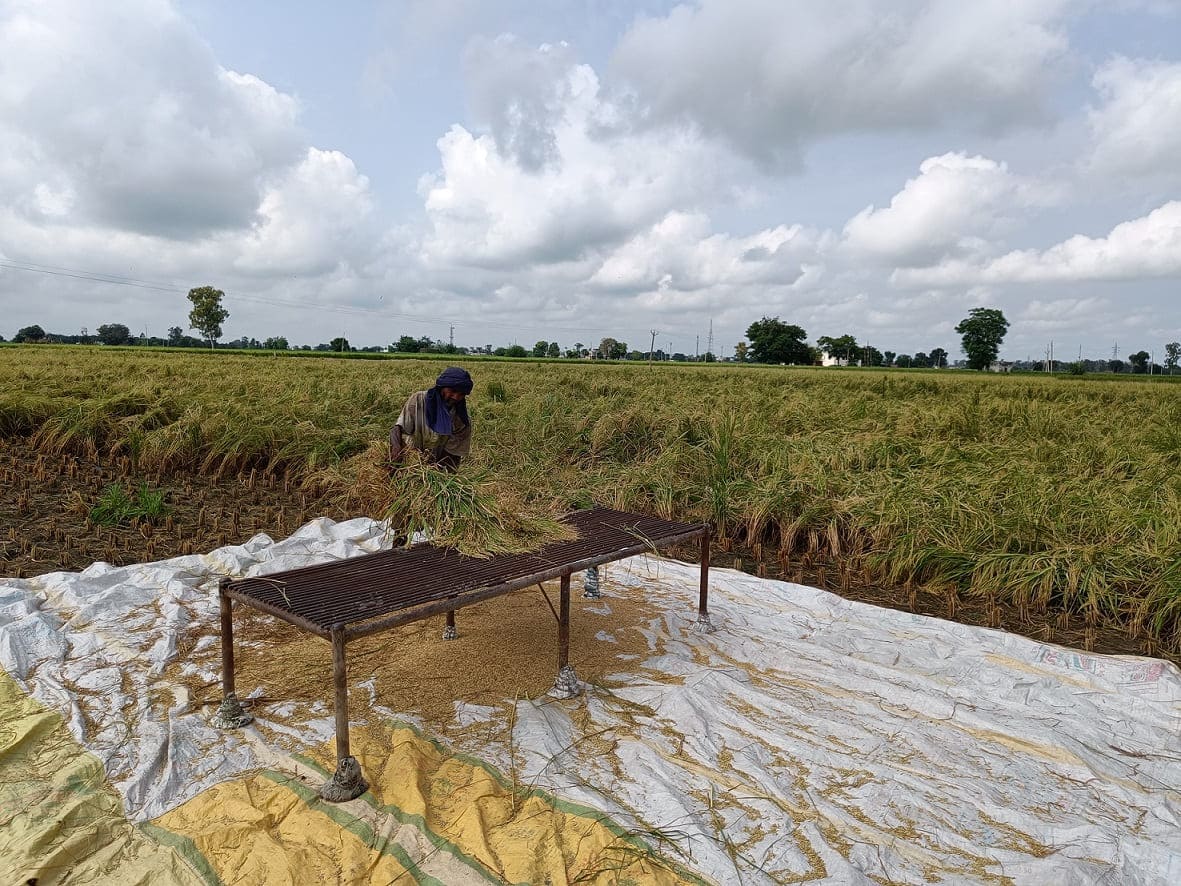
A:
[388,425,406,475]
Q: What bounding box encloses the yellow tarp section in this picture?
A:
[153,724,704,886]
[0,671,209,886]
[340,725,698,886]
[150,772,456,885]
[2,670,701,884]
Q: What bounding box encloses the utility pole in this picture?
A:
[695,335,699,361]
[449,325,454,349]
[648,329,658,365]
[706,319,713,362]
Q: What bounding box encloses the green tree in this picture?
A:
[930,347,949,368]
[734,342,749,363]
[955,308,1009,370]
[393,335,423,353]
[546,341,561,358]
[187,286,229,350]
[506,344,528,358]
[1164,341,1180,375]
[1128,351,1150,374]
[883,350,896,367]
[532,340,549,357]
[330,337,350,352]
[263,336,289,350]
[817,334,858,363]
[167,326,184,346]
[745,317,810,364]
[14,324,46,343]
[97,323,131,345]
[896,354,913,368]
[597,337,630,359]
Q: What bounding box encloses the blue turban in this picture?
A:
[425,367,472,435]
[436,366,474,394]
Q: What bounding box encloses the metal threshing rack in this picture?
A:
[213,506,714,801]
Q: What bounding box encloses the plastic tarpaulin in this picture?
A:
[1,517,1179,884]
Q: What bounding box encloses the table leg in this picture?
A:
[212,580,253,728]
[694,529,716,633]
[549,572,581,698]
[319,625,369,802]
[582,565,601,598]
[443,609,458,640]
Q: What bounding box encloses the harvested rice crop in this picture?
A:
[3,345,1181,651]
[310,442,576,556]
[382,456,576,556]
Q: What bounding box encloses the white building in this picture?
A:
[820,350,852,367]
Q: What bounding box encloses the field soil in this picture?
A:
[2,437,1171,667]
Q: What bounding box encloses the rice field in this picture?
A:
[3,344,1180,654]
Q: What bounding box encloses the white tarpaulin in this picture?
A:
[1,517,1179,884]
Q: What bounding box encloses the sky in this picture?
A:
[1,0,1179,361]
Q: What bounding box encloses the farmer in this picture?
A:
[389,366,473,473]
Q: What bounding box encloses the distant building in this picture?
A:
[988,360,1014,373]
[820,350,851,367]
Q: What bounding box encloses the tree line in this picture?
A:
[742,309,1180,374]
[8,288,1180,374]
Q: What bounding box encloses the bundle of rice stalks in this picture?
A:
[313,443,577,557]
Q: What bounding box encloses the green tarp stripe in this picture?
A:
[258,769,448,886]
[328,719,710,883]
[274,763,504,885]
[139,822,224,886]
[292,742,710,886]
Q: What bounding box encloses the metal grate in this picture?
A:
[225,507,705,635]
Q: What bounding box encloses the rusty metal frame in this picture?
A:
[214,509,712,803]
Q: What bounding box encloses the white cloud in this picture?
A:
[1,1,1177,361]
[610,0,1071,167]
[419,44,741,269]
[841,153,1043,265]
[589,212,819,294]
[233,148,374,277]
[1087,57,1181,181]
[1015,297,1113,335]
[892,201,1181,286]
[462,35,579,172]
[0,0,381,317]
[0,1,306,238]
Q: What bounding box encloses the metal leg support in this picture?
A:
[319,626,369,802]
[582,565,601,599]
[442,609,458,641]
[212,581,254,729]
[693,529,717,634]
[549,572,581,698]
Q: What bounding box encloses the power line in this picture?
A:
[0,260,181,293]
